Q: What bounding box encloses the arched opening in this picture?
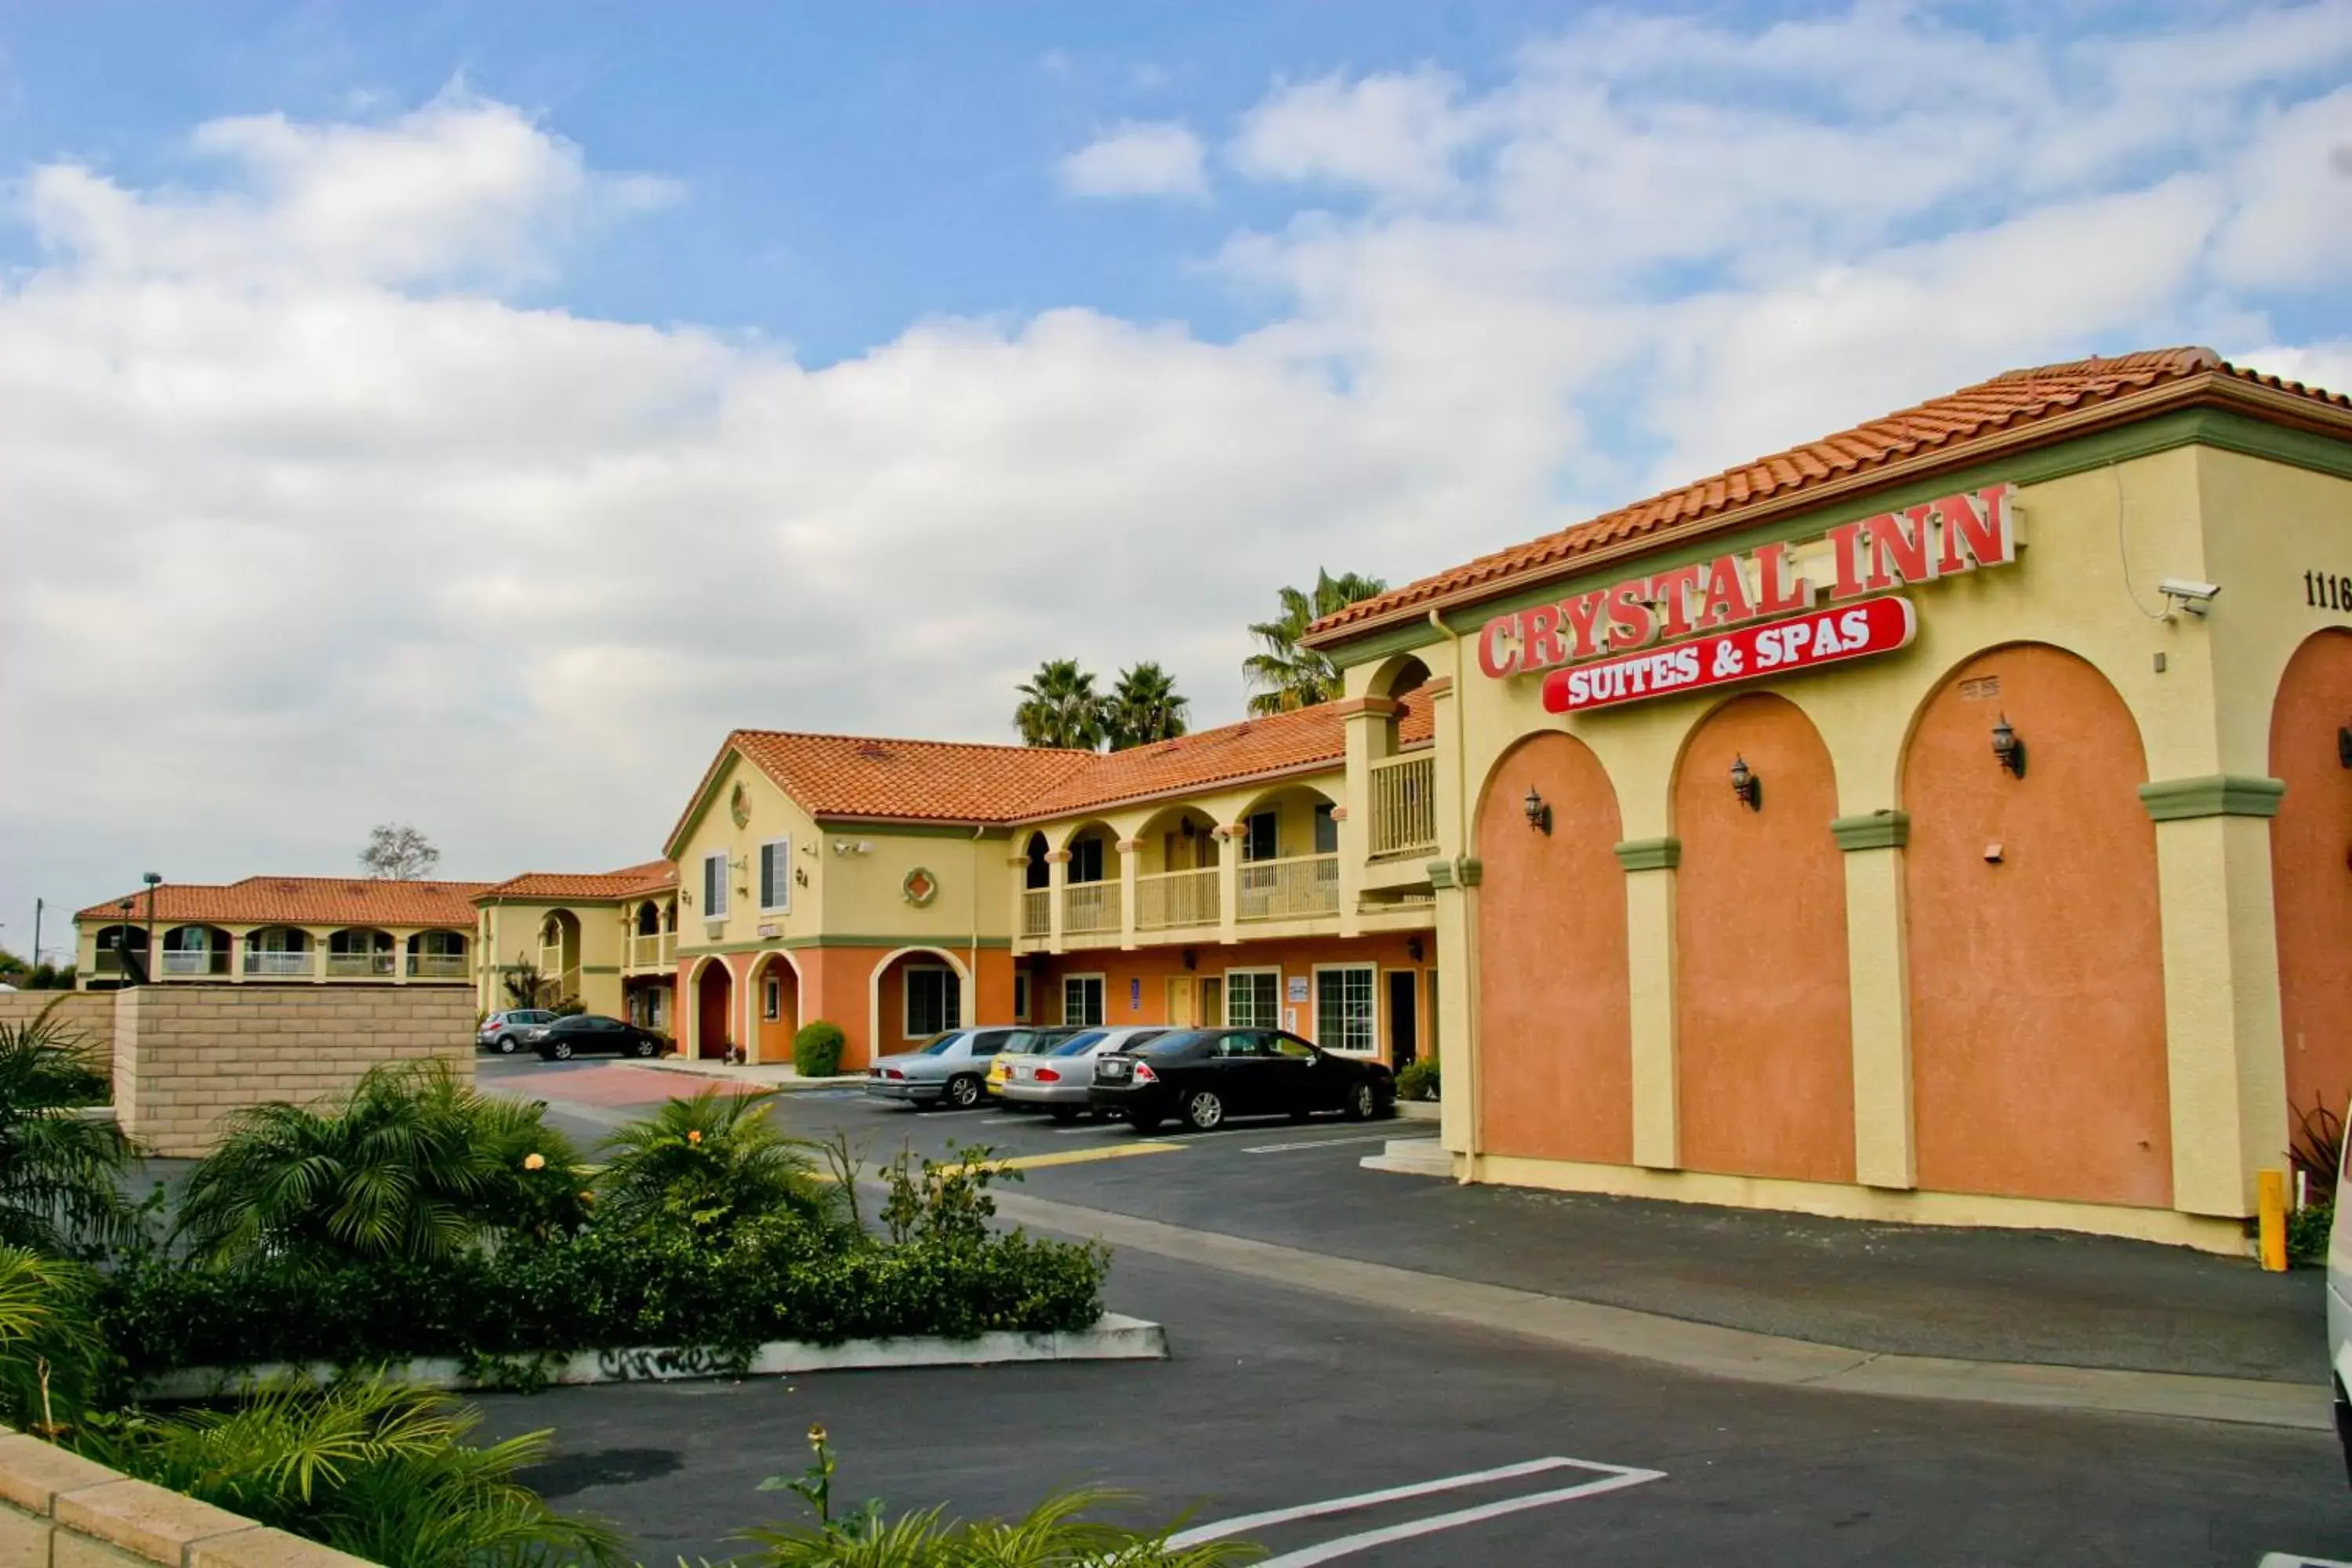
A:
[1672,692,1854,1184]
[245,925,312,979]
[1059,822,1123,937]
[752,952,801,1065]
[326,927,395,979]
[93,924,149,982]
[1904,643,2169,1207]
[1475,731,1632,1163]
[1367,653,1434,759]
[1019,832,1053,941]
[874,947,967,1050]
[634,901,662,936]
[160,924,231,978]
[2270,630,2352,1148]
[405,928,469,981]
[1234,783,1341,922]
[538,910,583,1004]
[694,959,736,1061]
[1135,805,1220,931]
[1023,833,1051,890]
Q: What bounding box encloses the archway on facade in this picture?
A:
[1474,731,1632,1163]
[750,951,803,1065]
[1364,653,1433,754]
[1057,820,1123,938]
[1902,641,2169,1207]
[1671,691,1854,1184]
[326,927,395,979]
[405,928,469,982]
[160,924,232,978]
[1134,805,1220,932]
[538,910,583,1004]
[2270,629,2352,1156]
[1232,782,1341,922]
[245,925,310,979]
[692,958,735,1061]
[872,947,970,1056]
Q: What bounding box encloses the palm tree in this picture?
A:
[0,1247,103,1433]
[0,1000,138,1257]
[1013,659,1105,750]
[1243,569,1389,716]
[1103,662,1190,751]
[594,1087,834,1239]
[173,1062,584,1269]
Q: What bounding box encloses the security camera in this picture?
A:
[2158,578,2220,615]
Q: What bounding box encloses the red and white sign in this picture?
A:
[1541,597,1917,715]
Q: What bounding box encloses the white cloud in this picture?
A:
[1058,121,1208,198]
[1230,68,1483,201]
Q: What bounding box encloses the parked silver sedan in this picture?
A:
[1000,1027,1171,1121]
[864,1027,1059,1111]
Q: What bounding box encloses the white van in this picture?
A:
[2328,1129,2352,1480]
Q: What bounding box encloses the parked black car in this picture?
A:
[1088,1027,1395,1133]
[527,1014,666,1060]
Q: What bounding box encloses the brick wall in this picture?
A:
[115,985,476,1157]
[0,1427,378,1568]
[0,991,115,1073]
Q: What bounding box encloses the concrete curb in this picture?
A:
[640,1061,866,1092]
[1392,1101,1441,1123]
[992,1192,2332,1432]
[138,1313,1167,1400]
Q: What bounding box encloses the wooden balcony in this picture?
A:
[1021,888,1051,938]
[625,932,676,971]
[1134,868,1218,931]
[1238,854,1340,922]
[1368,753,1438,858]
[1062,881,1120,937]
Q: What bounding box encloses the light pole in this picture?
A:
[142,873,162,983]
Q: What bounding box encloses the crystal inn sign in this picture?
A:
[1472,482,2023,713]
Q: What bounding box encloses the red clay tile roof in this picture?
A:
[77,877,489,928]
[477,860,677,903]
[1305,347,2352,646]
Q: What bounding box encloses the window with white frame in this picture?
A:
[1316,965,1377,1054]
[759,838,792,913]
[1226,969,1280,1028]
[1313,802,1339,855]
[1241,811,1278,862]
[702,851,729,918]
[1062,975,1105,1028]
[905,965,961,1037]
[763,973,783,1022]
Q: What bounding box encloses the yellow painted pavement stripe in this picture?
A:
[983,1142,1184,1172]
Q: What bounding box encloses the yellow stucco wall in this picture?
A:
[473,899,628,1018]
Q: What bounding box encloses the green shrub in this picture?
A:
[2291,1201,2334,1268]
[0,1000,139,1255]
[1395,1058,1439,1103]
[0,1247,106,1433]
[594,1087,836,1243]
[794,1020,848,1078]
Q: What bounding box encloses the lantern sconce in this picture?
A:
[1729,755,1762,811]
[1992,713,2028,779]
[1406,935,1425,962]
[2337,724,2352,769]
[1522,786,1552,835]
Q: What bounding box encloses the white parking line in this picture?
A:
[2261,1555,2352,1566]
[1243,1131,1436,1154]
[1169,1455,1664,1563]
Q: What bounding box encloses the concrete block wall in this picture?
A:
[0,1427,379,1568]
[114,985,476,1157]
[0,992,115,1073]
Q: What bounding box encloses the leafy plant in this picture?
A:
[173,1062,585,1270]
[1104,662,1190,751]
[1014,659,1105,750]
[2291,1094,2343,1203]
[0,999,139,1255]
[74,1376,622,1568]
[794,1020,848,1079]
[0,1246,107,1435]
[2292,1200,2335,1268]
[1243,569,1388,716]
[746,1428,1258,1566]
[880,1142,1011,1250]
[594,1087,836,1240]
[500,958,545,1011]
[1394,1058,1439,1103]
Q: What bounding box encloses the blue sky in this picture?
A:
[1,2,2348,943]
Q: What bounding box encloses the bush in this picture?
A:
[2292,1201,2334,1268]
[794,1020,848,1078]
[1395,1058,1439,1103]
[0,1000,139,1255]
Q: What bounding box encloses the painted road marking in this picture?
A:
[1169,1455,1664,1562]
[2260,1555,2352,1566]
[1243,1131,1437,1154]
[984,1142,1184,1172]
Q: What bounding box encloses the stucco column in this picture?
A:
[1834,811,1915,1189]
[1429,857,1476,1161]
[1045,850,1070,954]
[1615,839,1680,1171]
[1330,807,1363,937]
[2142,777,2289,1218]
[1116,839,1142,950]
[1214,827,1240,945]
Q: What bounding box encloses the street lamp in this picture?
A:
[142,873,162,982]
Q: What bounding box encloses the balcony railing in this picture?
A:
[1021,889,1051,938]
[324,952,397,979]
[626,932,676,970]
[1369,752,1438,858]
[244,950,315,978]
[1062,880,1120,936]
[1238,854,1340,922]
[1135,868,1218,931]
[161,950,230,977]
[407,953,469,980]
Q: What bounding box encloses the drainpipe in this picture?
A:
[1429,608,1480,1184]
[971,825,986,1025]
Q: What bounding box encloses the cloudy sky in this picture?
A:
[3,2,2350,949]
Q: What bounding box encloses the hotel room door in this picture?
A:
[1165,978,1193,1026]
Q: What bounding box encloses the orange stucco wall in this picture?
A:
[751,953,801,1063]
[1673,693,1855,1183]
[1474,732,1633,1163]
[1905,644,2172,1208]
[1024,935,1430,1059]
[2270,629,2352,1139]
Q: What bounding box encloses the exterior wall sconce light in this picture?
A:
[1523,786,1552,834]
[1992,714,2027,779]
[1407,935,1425,962]
[2337,724,2352,768]
[1729,755,1762,811]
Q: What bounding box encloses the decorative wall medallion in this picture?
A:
[902,867,939,908]
[729,782,751,829]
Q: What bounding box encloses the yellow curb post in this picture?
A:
[2259,1168,2288,1272]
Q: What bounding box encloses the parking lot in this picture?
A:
[477,1058,2352,1565]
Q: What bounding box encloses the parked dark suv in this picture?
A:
[1089,1027,1395,1133]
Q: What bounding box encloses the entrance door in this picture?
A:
[1166,978,1194,1027]
[696,965,733,1060]
[1387,971,1420,1068]
[1199,976,1224,1028]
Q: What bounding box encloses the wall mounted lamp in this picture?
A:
[1729,755,1762,811]
[1991,713,2028,779]
[2338,724,2352,769]
[1407,935,1425,962]
[1522,786,1552,835]
[1181,948,1197,971]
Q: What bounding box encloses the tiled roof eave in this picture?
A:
[1012,752,1348,828]
[1302,370,2352,652]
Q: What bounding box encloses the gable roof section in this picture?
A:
[78,877,491,927]
[476,860,677,904]
[1304,347,2352,648]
